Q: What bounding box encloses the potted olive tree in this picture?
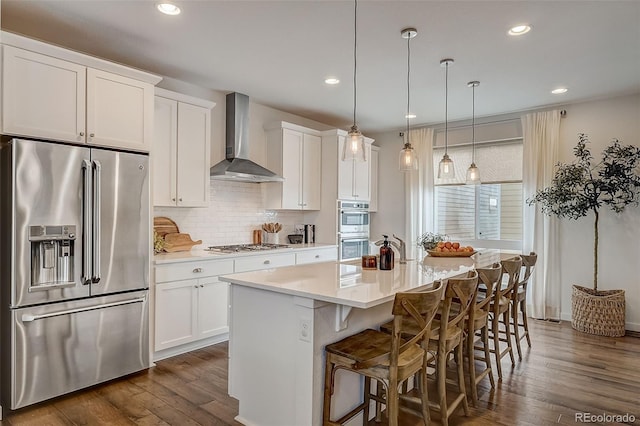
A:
[527,134,640,337]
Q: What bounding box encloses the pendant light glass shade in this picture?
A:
[399,140,418,171]
[399,28,418,172]
[343,125,366,161]
[466,80,481,185]
[437,58,455,179]
[342,0,366,162]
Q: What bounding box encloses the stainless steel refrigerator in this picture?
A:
[0,137,150,411]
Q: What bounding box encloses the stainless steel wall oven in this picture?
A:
[337,201,370,260]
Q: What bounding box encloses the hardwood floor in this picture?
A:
[2,320,639,425]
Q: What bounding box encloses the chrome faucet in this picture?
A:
[374,234,407,264]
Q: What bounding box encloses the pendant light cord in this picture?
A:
[353,0,358,128]
[407,33,411,143]
[472,83,475,163]
[445,61,449,155]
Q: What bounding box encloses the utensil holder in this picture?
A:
[264,232,279,245]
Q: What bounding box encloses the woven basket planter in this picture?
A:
[571,285,625,337]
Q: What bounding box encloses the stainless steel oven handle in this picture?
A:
[21,297,146,322]
[81,159,92,285]
[92,160,102,284]
[340,238,370,243]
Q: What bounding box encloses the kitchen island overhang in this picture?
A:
[220,249,518,426]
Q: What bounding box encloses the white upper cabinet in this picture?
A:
[264,122,322,210]
[86,68,153,151]
[1,33,161,152]
[337,136,372,201]
[2,46,87,143]
[153,88,215,207]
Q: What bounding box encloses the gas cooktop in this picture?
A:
[205,243,290,254]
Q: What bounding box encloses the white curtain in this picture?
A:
[404,127,435,260]
[521,110,561,320]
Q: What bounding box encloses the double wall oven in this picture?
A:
[338,201,370,261]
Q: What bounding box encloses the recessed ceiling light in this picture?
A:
[157,2,181,15]
[405,113,416,119]
[508,24,531,36]
[551,88,568,94]
[324,78,340,85]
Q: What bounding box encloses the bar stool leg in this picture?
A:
[456,342,470,416]
[419,367,431,425]
[467,326,478,405]
[483,325,495,389]
[491,315,503,380]
[437,348,449,426]
[323,357,334,424]
[521,300,532,347]
[502,309,516,366]
[363,376,371,423]
[512,300,523,360]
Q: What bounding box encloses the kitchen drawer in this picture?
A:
[155,259,234,283]
[234,253,296,273]
[295,248,338,265]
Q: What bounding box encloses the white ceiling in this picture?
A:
[2,0,639,133]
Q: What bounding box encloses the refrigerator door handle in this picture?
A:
[20,296,146,322]
[92,160,102,284]
[82,159,93,285]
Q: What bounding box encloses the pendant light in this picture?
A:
[437,58,455,179]
[466,80,481,185]
[399,28,418,172]
[342,0,366,162]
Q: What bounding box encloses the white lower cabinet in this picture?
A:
[154,259,233,355]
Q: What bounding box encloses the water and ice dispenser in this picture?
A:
[30,225,76,288]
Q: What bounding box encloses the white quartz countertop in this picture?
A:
[219,249,520,309]
[153,243,337,265]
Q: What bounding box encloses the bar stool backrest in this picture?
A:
[439,270,479,342]
[500,257,523,299]
[474,262,503,316]
[356,281,446,370]
[518,252,538,293]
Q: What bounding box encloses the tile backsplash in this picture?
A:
[154,179,304,247]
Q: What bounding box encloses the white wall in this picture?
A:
[371,92,640,330]
[155,77,333,246]
[557,93,640,330]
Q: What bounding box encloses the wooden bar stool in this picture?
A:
[511,252,537,359]
[466,263,502,404]
[490,257,522,379]
[322,282,445,426]
[379,271,479,426]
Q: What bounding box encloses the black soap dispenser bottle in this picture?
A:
[379,235,394,270]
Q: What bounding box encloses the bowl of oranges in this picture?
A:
[427,241,476,257]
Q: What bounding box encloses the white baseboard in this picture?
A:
[152,333,229,362]
[234,415,259,426]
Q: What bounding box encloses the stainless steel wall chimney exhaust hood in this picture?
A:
[210,92,284,183]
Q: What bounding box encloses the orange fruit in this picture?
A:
[444,242,452,249]
[452,242,460,249]
[437,242,445,248]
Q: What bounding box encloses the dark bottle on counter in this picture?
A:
[379,235,394,270]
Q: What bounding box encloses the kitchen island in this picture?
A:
[220,249,518,426]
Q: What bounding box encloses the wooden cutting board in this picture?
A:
[154,217,179,237]
[163,232,202,252]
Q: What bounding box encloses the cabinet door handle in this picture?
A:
[172,198,176,202]
[193,268,203,273]
[315,255,320,258]
[79,131,85,137]
[89,133,95,138]
[194,285,198,288]
[263,260,271,264]
[179,198,183,202]
[200,284,204,288]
